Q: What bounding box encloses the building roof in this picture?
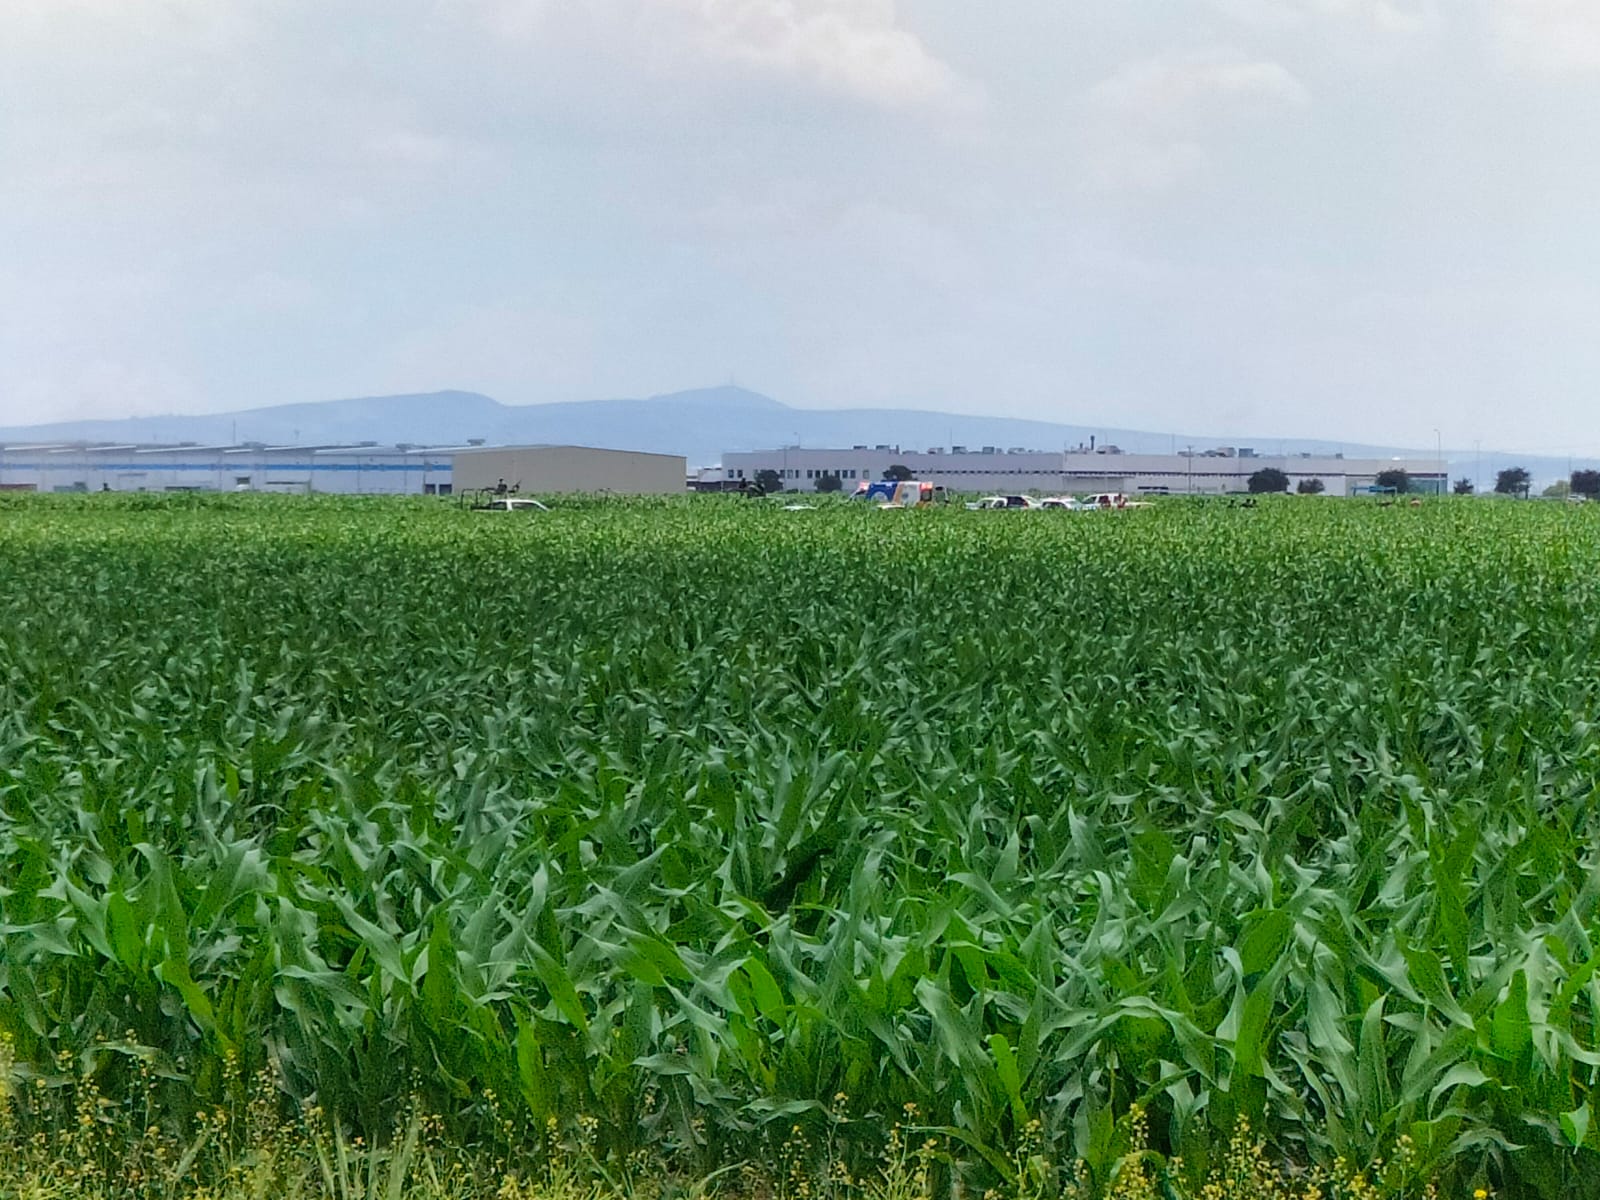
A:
[0,441,468,457]
[452,444,686,460]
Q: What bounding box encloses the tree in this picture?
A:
[883,464,914,482]
[753,469,783,495]
[1374,468,1411,494]
[1296,477,1325,495]
[1453,477,1474,495]
[1572,469,1600,497]
[1247,467,1290,494]
[1495,466,1530,497]
[814,473,843,494]
[1544,480,1572,499]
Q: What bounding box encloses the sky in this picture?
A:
[5,0,1600,452]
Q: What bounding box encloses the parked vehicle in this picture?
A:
[1080,492,1147,510]
[852,480,941,507]
[966,494,1041,510]
[470,494,549,512]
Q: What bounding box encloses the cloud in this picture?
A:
[454,0,977,113]
[691,190,980,294]
[1,0,485,236]
[1491,0,1600,73]
[1085,51,1308,191]
[684,0,975,112]
[1207,0,1433,34]
[1091,52,1309,121]
[0,265,207,422]
[1086,140,1212,193]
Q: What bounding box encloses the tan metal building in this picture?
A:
[451,445,687,495]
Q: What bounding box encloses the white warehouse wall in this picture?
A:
[718,447,1447,497]
[0,445,457,494]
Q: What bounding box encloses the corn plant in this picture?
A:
[1,493,1598,1197]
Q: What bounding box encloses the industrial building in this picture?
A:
[0,442,459,494]
[712,445,1448,497]
[0,442,686,496]
[452,445,686,495]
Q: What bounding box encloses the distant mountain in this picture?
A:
[0,390,510,449]
[0,385,1398,462]
[0,385,1584,485]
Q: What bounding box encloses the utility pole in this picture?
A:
[1186,445,1194,494]
[1433,428,1441,495]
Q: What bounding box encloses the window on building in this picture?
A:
[727,470,735,479]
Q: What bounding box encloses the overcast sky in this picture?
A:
[5,1,1600,451]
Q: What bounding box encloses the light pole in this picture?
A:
[1186,445,1194,495]
[1433,428,1442,495]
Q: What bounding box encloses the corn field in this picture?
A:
[3,492,1600,1198]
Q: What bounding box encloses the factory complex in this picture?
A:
[711,444,1449,497]
[0,436,1445,499]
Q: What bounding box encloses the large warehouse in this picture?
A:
[714,445,1448,497]
[0,443,459,494]
[0,442,686,496]
[451,445,686,495]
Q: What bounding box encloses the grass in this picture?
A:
[0,491,1594,1196]
[0,1041,1425,1200]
